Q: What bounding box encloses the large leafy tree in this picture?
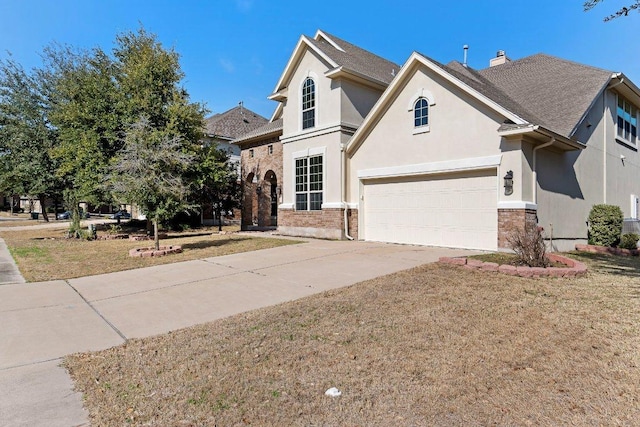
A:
[45,45,125,230]
[0,56,62,221]
[46,27,205,234]
[110,119,193,250]
[584,1,640,20]
[113,28,205,147]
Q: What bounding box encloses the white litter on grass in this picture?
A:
[325,387,342,397]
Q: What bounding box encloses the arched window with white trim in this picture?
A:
[302,78,316,129]
[414,97,429,128]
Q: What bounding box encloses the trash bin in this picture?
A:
[31,212,39,220]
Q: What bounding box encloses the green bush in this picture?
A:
[619,233,639,250]
[587,204,623,247]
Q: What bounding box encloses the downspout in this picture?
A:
[340,143,354,240]
[532,138,555,205]
[603,90,607,203]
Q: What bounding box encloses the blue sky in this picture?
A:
[1,0,638,119]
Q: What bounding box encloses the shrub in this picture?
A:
[587,204,623,247]
[619,233,639,250]
[507,225,549,268]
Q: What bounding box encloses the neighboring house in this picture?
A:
[201,103,268,225]
[203,103,268,168]
[238,29,640,251]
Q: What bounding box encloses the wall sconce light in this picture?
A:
[504,170,513,196]
[256,186,262,195]
[276,186,281,196]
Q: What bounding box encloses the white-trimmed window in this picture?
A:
[302,78,316,130]
[414,98,429,128]
[408,89,435,135]
[617,95,638,146]
[295,155,323,210]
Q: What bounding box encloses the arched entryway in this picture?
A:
[242,170,279,230]
[264,170,278,226]
[242,172,257,228]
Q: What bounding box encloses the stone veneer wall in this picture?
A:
[239,136,282,229]
[497,208,538,249]
[278,208,359,240]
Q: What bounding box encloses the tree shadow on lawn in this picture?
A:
[568,251,640,297]
[179,236,251,251]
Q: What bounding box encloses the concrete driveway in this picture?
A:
[0,236,477,426]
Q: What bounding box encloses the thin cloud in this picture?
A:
[236,0,253,12]
[219,58,235,73]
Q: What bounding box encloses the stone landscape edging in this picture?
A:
[575,244,639,257]
[129,245,183,258]
[438,253,587,278]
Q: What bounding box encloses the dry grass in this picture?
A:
[0,226,297,282]
[65,252,640,426]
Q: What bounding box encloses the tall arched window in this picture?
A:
[414,98,428,128]
[302,78,316,129]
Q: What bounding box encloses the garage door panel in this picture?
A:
[363,172,497,250]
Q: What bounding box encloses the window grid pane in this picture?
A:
[302,78,315,129]
[295,155,322,211]
[414,98,428,127]
[618,96,638,145]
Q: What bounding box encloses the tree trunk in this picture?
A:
[154,217,160,251]
[38,194,50,222]
[218,208,222,232]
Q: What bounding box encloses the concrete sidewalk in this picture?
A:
[0,237,477,426]
[0,237,25,285]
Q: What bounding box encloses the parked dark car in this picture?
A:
[109,210,131,220]
[57,211,71,220]
[57,210,89,220]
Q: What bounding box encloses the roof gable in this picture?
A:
[270,30,399,100]
[347,52,528,155]
[204,105,268,140]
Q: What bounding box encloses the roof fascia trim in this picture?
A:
[270,35,338,97]
[570,78,612,137]
[314,30,345,52]
[269,103,283,122]
[324,66,388,90]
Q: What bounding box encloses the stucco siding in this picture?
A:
[281,50,340,137]
[339,80,384,127]
[348,67,507,204]
[535,90,640,250]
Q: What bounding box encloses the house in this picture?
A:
[203,103,268,167]
[237,30,640,251]
[201,104,268,225]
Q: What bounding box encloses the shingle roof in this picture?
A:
[308,30,400,85]
[477,54,612,137]
[439,58,548,128]
[233,118,283,144]
[204,105,268,140]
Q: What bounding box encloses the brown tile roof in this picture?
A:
[309,31,400,85]
[204,105,268,140]
[233,118,283,144]
[476,54,612,137]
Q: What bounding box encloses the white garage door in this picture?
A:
[362,170,497,250]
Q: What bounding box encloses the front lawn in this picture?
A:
[65,252,640,426]
[0,225,299,282]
